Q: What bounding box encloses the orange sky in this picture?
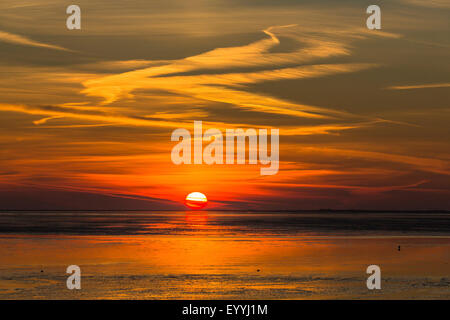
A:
[0,0,449,210]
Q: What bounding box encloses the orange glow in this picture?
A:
[185,192,208,209]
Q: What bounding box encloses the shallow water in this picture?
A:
[0,211,448,299]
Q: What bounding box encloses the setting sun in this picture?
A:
[185,192,208,210]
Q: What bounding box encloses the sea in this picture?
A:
[0,211,448,299]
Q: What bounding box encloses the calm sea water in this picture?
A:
[0,211,449,299]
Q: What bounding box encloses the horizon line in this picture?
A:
[0,209,449,213]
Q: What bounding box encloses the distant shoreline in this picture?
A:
[0,209,449,213]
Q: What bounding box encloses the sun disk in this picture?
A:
[185,192,208,209]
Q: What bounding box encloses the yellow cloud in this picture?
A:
[387,83,450,90]
[0,30,71,51]
[81,25,378,122]
[303,147,450,175]
[33,115,63,125]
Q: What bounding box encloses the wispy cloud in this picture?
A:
[303,147,450,175]
[33,115,63,125]
[0,25,393,137]
[387,83,450,90]
[401,0,450,9]
[81,25,379,123]
[0,103,275,131]
[0,30,71,51]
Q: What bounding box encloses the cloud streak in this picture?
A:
[387,83,450,90]
[401,0,450,9]
[81,25,379,124]
[0,30,71,51]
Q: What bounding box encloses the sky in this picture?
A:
[0,0,449,210]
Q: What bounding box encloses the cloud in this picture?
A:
[260,179,431,194]
[387,83,450,90]
[0,102,275,131]
[400,0,450,8]
[303,147,450,175]
[0,30,71,51]
[0,103,195,129]
[0,25,390,137]
[281,123,371,136]
[33,115,63,125]
[81,25,378,123]
[0,102,378,138]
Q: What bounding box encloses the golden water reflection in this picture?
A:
[0,212,449,299]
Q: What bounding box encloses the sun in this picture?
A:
[185,192,208,210]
